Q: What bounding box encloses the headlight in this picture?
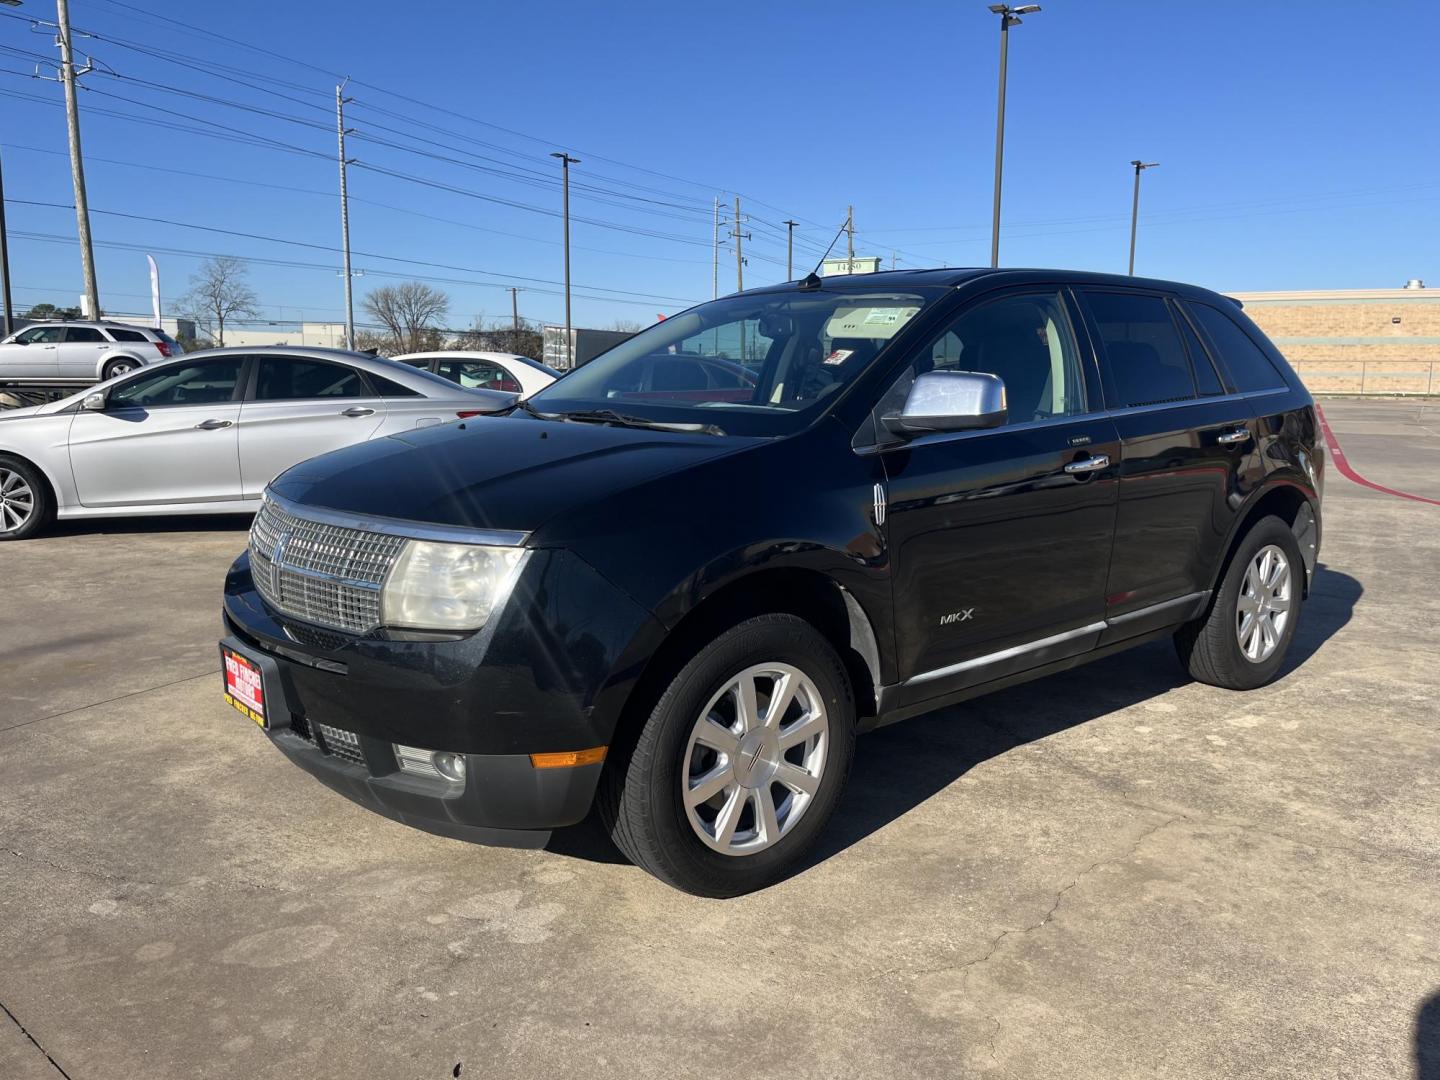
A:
[380,541,527,631]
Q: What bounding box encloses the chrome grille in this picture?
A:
[316,723,366,768]
[249,498,406,634]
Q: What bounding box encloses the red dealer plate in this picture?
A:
[222,647,266,727]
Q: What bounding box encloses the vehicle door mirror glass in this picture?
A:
[81,392,106,411]
[882,370,1007,437]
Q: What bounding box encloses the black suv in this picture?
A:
[221,269,1323,896]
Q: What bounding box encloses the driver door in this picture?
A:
[877,289,1121,703]
[0,325,63,378]
[67,355,245,507]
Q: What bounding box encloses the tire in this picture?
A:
[1175,515,1305,690]
[0,454,55,541]
[599,614,856,897]
[102,357,139,380]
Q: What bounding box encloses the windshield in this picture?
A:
[528,288,941,435]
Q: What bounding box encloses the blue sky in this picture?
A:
[1,0,1437,332]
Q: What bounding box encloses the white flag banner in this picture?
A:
[147,254,161,329]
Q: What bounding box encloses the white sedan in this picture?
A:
[0,346,514,540]
[392,350,560,398]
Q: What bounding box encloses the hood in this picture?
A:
[268,413,755,536]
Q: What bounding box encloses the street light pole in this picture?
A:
[783,219,798,280]
[1128,160,1159,276]
[550,152,579,368]
[987,4,1041,269]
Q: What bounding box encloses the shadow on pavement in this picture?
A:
[548,563,1363,876]
[41,514,254,537]
[1419,990,1440,1080]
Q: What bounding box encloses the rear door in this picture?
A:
[68,355,245,506]
[57,326,111,378]
[236,354,388,496]
[1076,289,1260,634]
[877,287,1121,699]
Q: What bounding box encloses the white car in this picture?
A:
[392,350,560,398]
[0,346,514,540]
[0,320,182,383]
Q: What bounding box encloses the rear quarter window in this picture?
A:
[1186,302,1288,392]
[107,328,149,343]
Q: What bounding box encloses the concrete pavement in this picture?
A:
[0,398,1436,1079]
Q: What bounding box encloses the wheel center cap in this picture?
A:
[734,731,779,789]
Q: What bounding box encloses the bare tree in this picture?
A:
[178,257,259,347]
[608,318,646,333]
[362,281,450,353]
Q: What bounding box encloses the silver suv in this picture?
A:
[0,321,181,383]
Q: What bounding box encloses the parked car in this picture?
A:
[392,350,560,397]
[218,269,1323,896]
[0,346,513,539]
[0,320,181,383]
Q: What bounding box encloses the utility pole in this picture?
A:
[988,4,1041,268]
[712,197,721,299]
[1128,160,1159,276]
[507,286,520,330]
[845,205,855,273]
[551,152,580,368]
[731,196,749,292]
[891,250,897,271]
[783,219,798,280]
[56,0,99,318]
[336,79,355,348]
[0,147,13,337]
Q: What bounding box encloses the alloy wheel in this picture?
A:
[0,467,36,534]
[1236,544,1292,663]
[681,662,829,856]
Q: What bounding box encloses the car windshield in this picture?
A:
[527,287,941,436]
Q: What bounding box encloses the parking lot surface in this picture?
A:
[1,398,1436,1079]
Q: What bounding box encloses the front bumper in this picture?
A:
[220,546,665,845]
[222,634,603,847]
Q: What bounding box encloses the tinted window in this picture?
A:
[109,358,243,407]
[1172,304,1225,396]
[436,360,521,394]
[1083,291,1196,408]
[368,373,421,397]
[926,291,1087,422]
[16,326,63,345]
[253,357,367,400]
[1187,302,1287,392]
[66,327,107,343]
[107,328,149,343]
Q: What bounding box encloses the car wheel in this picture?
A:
[0,455,54,541]
[102,358,138,380]
[1175,515,1305,690]
[599,614,855,897]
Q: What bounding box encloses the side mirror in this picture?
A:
[881,370,1007,438]
[81,392,106,412]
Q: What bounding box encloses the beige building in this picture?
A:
[1228,283,1438,395]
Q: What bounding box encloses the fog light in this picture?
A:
[432,752,467,782]
[393,743,466,784]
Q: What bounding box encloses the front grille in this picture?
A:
[315,723,366,768]
[250,497,406,634]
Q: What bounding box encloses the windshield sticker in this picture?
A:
[823,348,854,366]
[825,305,922,340]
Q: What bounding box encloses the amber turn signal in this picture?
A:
[529,746,608,769]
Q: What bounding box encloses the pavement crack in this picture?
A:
[0,998,74,1079]
[0,668,220,734]
[957,814,1183,997]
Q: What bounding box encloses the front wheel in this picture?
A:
[599,614,855,897]
[0,455,54,540]
[1175,515,1305,690]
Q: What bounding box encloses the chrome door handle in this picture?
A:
[195,418,233,430]
[1217,427,1250,444]
[1064,454,1110,474]
[341,406,375,417]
